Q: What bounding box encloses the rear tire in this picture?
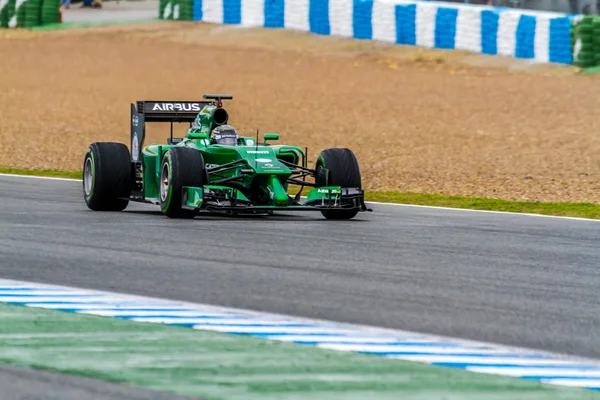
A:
[159,147,207,218]
[83,142,132,211]
[315,148,362,220]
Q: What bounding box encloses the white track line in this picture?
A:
[1,173,597,222]
[0,173,80,182]
[368,201,600,222]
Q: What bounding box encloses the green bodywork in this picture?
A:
[132,100,366,214]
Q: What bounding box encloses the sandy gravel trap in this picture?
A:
[0,21,599,203]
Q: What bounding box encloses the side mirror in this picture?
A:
[187,132,208,140]
[263,133,279,144]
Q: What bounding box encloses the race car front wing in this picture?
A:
[181,185,372,213]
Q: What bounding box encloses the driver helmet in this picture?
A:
[211,124,238,145]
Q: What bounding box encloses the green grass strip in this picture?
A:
[1,303,599,400]
[364,192,600,220]
[2,167,599,220]
[0,167,82,179]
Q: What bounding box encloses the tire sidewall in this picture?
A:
[159,147,206,218]
[160,150,176,215]
[83,145,106,210]
[83,147,96,205]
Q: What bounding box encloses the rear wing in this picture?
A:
[135,101,212,122]
[130,101,211,163]
[130,95,233,163]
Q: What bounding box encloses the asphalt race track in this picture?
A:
[1,175,599,367]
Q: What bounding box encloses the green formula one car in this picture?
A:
[82,94,371,220]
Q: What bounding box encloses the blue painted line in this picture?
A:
[249,333,350,337]
[434,362,600,369]
[0,294,101,297]
[309,0,329,35]
[111,315,245,319]
[8,303,136,307]
[225,331,345,336]
[74,308,206,311]
[480,9,500,55]
[20,302,177,305]
[353,0,372,40]
[520,376,600,381]
[22,304,181,309]
[515,14,536,59]
[434,7,458,49]
[264,0,284,28]
[395,4,416,45]
[3,300,98,304]
[316,342,465,349]
[367,352,549,358]
[548,16,573,64]
[222,331,303,336]
[223,0,241,24]
[70,309,202,313]
[291,341,460,346]
[176,323,314,327]
[0,288,65,291]
[193,0,202,21]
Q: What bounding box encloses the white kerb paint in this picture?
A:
[497,10,519,57]
[415,2,437,48]
[202,0,224,24]
[284,0,309,32]
[371,0,396,44]
[455,7,482,53]
[328,0,353,38]
[241,0,263,27]
[534,15,551,63]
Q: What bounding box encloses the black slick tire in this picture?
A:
[83,142,132,211]
[315,148,362,220]
[159,147,207,218]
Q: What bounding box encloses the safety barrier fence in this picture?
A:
[571,15,600,68]
[158,0,600,68]
[0,0,59,27]
[2,0,597,69]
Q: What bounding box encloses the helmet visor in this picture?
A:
[217,136,237,145]
[213,132,237,145]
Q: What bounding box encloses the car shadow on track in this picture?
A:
[123,210,368,222]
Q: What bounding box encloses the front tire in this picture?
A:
[83,142,132,211]
[315,148,362,220]
[159,147,207,218]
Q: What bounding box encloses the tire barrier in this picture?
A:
[572,15,600,68]
[160,0,192,21]
[160,0,600,67]
[0,0,59,28]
